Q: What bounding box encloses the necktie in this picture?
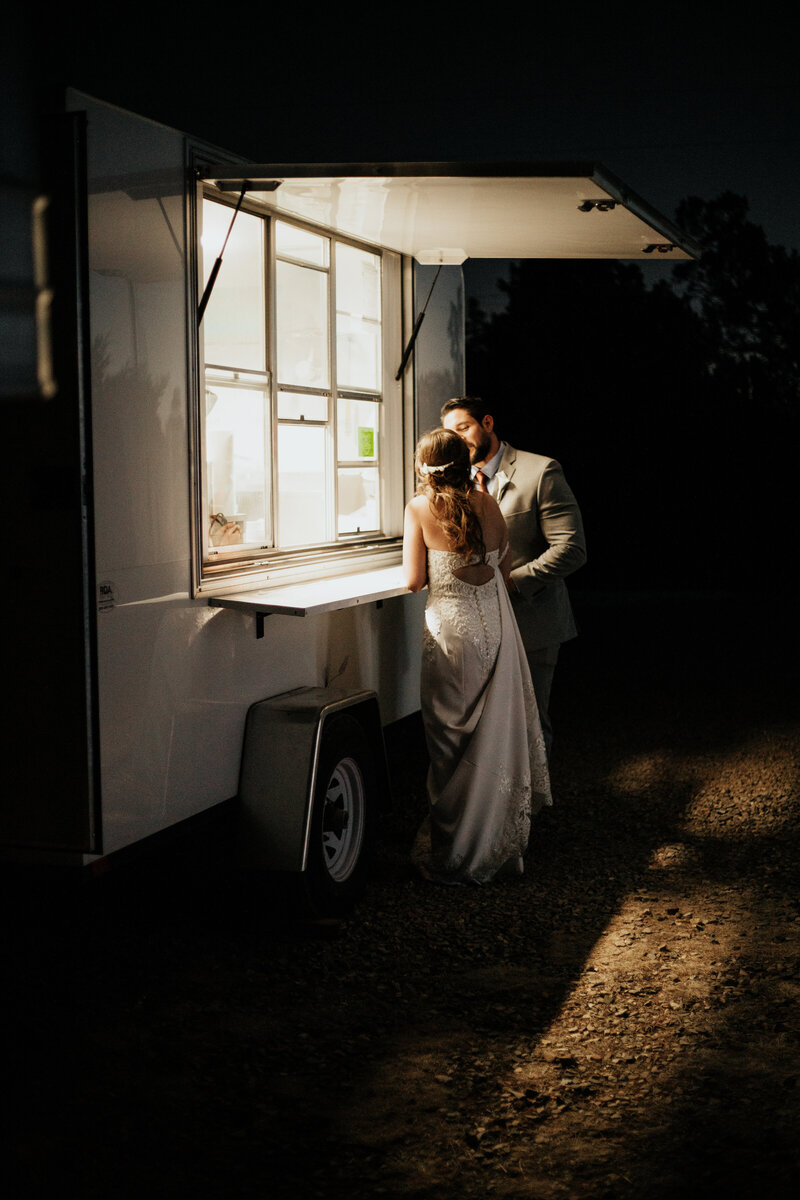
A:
[475,471,488,493]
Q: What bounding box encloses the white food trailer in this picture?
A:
[2,90,696,912]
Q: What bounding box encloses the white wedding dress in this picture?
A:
[412,545,552,885]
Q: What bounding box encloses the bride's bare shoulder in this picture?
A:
[472,491,506,545]
[406,494,429,517]
[470,490,502,522]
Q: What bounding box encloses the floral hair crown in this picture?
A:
[419,460,453,475]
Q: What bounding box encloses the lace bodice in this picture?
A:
[425,546,502,597]
[424,547,503,675]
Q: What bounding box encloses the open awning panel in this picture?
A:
[199,162,699,263]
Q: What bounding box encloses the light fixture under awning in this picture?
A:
[196,161,699,262]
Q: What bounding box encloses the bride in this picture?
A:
[403,428,552,885]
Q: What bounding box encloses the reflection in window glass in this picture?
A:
[276,221,329,268]
[338,467,379,534]
[278,425,327,546]
[277,391,329,422]
[276,260,329,388]
[337,396,378,462]
[205,383,269,546]
[202,201,265,371]
[336,243,381,390]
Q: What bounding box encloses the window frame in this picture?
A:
[190,178,406,599]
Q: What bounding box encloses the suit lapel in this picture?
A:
[494,443,517,502]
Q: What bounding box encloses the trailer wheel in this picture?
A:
[302,713,374,917]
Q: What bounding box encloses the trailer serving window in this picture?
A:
[194,190,404,594]
[192,161,699,603]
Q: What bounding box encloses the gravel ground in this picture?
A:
[4,591,799,1199]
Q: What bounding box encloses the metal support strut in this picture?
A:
[394,265,442,381]
[197,184,248,325]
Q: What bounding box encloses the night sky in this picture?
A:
[8,3,800,314]
[32,5,799,241]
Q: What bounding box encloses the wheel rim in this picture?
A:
[321,756,366,883]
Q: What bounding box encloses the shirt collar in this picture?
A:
[472,441,506,481]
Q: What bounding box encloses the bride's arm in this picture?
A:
[402,501,428,593]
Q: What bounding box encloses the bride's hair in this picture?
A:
[415,428,486,562]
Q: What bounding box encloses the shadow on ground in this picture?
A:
[2,591,798,1197]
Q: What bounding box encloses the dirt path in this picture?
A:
[4,593,799,1198]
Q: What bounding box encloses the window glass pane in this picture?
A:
[202,201,265,371]
[336,243,381,390]
[338,467,379,535]
[277,425,327,546]
[337,396,378,462]
[205,383,269,548]
[277,390,328,422]
[276,260,329,388]
[276,221,329,268]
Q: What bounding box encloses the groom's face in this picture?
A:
[443,408,495,466]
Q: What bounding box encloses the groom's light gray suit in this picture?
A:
[491,443,586,751]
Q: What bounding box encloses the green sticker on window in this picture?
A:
[358,427,375,457]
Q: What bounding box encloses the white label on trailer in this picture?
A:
[98,580,116,613]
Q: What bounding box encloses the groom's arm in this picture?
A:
[508,460,586,596]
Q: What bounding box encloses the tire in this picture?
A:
[301,712,375,918]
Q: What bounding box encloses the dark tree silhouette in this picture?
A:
[673,193,800,415]
[465,198,799,593]
[670,195,800,594]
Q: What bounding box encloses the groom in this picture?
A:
[441,397,586,755]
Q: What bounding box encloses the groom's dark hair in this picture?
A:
[441,396,494,425]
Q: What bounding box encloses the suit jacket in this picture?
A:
[493,443,586,652]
